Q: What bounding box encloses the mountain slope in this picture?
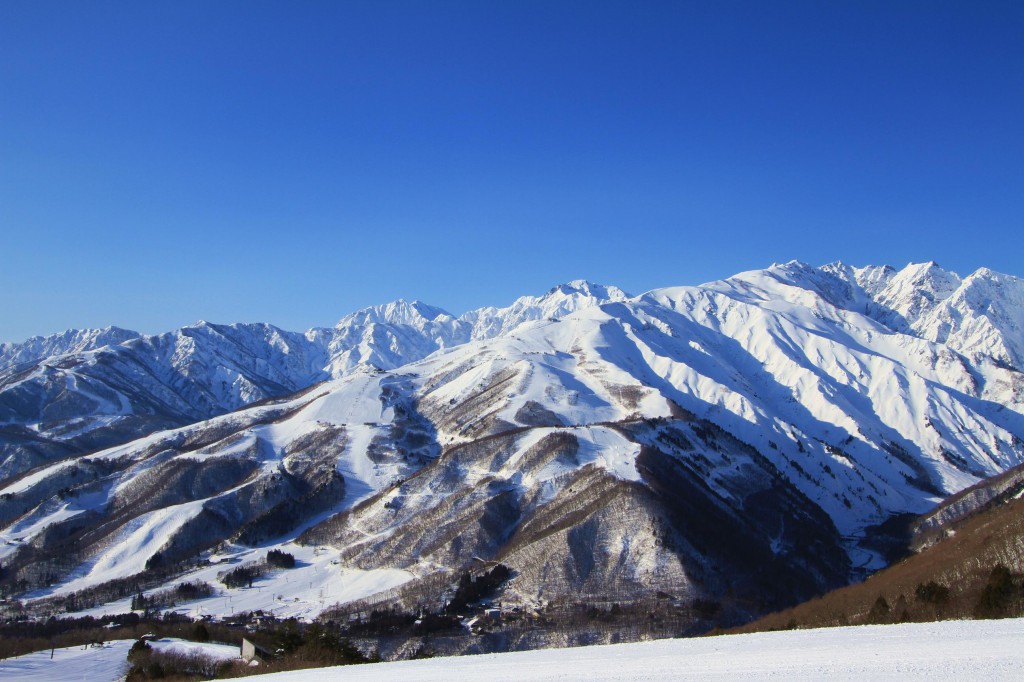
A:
[735,462,1024,633]
[0,321,328,479]
[2,263,1022,634]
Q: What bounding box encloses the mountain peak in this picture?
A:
[551,279,598,294]
[336,299,454,329]
[900,260,953,282]
[545,280,631,302]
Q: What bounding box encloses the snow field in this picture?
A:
[0,639,134,682]
[244,618,1024,681]
[154,543,415,621]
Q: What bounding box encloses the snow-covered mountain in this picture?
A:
[822,261,1024,370]
[0,282,628,478]
[0,327,140,371]
[0,321,329,479]
[318,281,631,375]
[2,261,1023,633]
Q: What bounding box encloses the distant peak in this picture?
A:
[962,267,1022,288]
[388,299,451,321]
[336,298,453,328]
[0,325,141,368]
[966,266,1009,281]
[896,262,961,289]
[761,260,818,279]
[903,260,945,275]
[546,280,631,300]
[550,280,587,295]
[3,325,140,348]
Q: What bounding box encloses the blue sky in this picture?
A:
[2,1,1022,343]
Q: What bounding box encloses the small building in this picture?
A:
[241,637,274,663]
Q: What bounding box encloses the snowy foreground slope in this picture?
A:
[250,619,1024,681]
[0,637,238,682]
[4,620,1022,682]
[0,639,135,682]
[3,262,1024,638]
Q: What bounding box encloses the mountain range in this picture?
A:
[0,281,628,479]
[1,261,1022,642]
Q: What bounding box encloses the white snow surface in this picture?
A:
[238,619,1024,681]
[0,639,134,682]
[152,544,414,621]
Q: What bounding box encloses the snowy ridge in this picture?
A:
[0,281,625,478]
[461,280,631,341]
[821,260,1024,369]
[319,280,630,375]
[0,326,140,370]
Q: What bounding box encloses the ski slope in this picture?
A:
[248,618,1024,681]
[0,639,134,682]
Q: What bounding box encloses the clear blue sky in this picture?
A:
[2,1,1022,343]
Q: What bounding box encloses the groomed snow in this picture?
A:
[0,639,134,682]
[246,619,1024,681]
[69,542,417,622]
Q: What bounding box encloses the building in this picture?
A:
[241,637,274,663]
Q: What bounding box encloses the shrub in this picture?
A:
[867,595,890,623]
[126,646,225,681]
[191,622,210,643]
[131,582,214,611]
[974,564,1018,619]
[915,581,950,605]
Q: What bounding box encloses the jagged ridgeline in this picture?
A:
[0,281,628,479]
[2,263,1023,640]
